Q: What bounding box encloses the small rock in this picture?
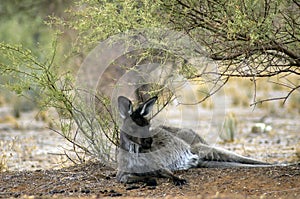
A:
[276,139,281,144]
[251,123,272,134]
[107,189,122,197]
[49,189,65,194]
[110,193,122,197]
[100,189,108,194]
[80,189,91,194]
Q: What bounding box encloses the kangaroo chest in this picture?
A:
[149,128,199,170]
[117,128,199,175]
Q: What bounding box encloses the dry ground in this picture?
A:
[0,162,299,199]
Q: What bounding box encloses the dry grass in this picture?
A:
[0,95,5,106]
[194,76,299,117]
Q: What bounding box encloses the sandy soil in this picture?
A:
[0,162,299,199]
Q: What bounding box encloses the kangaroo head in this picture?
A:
[118,96,157,150]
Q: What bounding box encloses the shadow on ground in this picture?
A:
[0,162,299,199]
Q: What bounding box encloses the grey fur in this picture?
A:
[117,96,273,186]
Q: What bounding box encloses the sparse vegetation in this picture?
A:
[220,112,237,142]
[0,0,299,169]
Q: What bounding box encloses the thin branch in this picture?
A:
[50,127,92,156]
[250,84,300,106]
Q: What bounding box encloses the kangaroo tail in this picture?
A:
[197,161,273,168]
[192,143,272,167]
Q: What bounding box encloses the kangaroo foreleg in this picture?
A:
[157,168,187,186]
[117,171,157,185]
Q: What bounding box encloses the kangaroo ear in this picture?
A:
[140,96,158,116]
[118,96,133,119]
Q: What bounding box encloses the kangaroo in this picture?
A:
[117,96,188,185]
[116,96,273,186]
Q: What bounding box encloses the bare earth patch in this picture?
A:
[0,99,299,198]
[0,162,299,199]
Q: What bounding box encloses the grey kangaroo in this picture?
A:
[117,96,272,186]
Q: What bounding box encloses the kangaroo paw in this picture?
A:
[145,178,157,186]
[173,178,187,186]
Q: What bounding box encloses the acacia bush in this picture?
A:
[52,0,299,105]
